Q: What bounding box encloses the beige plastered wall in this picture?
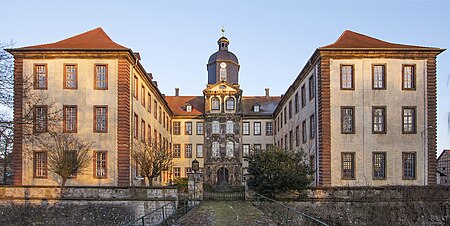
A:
[330,58,427,186]
[171,118,205,179]
[22,58,118,186]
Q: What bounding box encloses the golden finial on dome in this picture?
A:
[221,26,225,37]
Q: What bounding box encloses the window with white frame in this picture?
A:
[226,121,233,134]
[211,97,220,110]
[226,141,234,157]
[212,142,220,158]
[196,144,203,158]
[226,97,235,110]
[254,122,261,135]
[212,121,220,134]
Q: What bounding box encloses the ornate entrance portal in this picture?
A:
[217,167,229,185]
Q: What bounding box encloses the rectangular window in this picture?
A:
[254,122,261,135]
[289,130,293,150]
[373,152,386,179]
[185,122,192,135]
[147,93,152,112]
[340,65,354,90]
[94,64,108,90]
[310,114,315,139]
[283,107,287,125]
[243,144,250,157]
[64,64,77,89]
[302,120,307,143]
[309,76,315,100]
[154,101,158,119]
[402,65,416,90]
[94,151,107,178]
[266,144,273,150]
[34,64,47,89]
[196,144,203,158]
[163,113,167,129]
[342,153,355,179]
[94,106,108,133]
[373,106,386,134]
[185,144,192,158]
[372,64,386,89]
[173,122,181,135]
[141,120,146,142]
[301,84,306,107]
[284,134,288,150]
[34,105,48,133]
[402,107,416,134]
[134,76,139,99]
[288,100,292,119]
[173,144,181,158]
[159,107,162,124]
[243,122,250,135]
[33,151,47,178]
[141,85,146,106]
[63,105,77,133]
[341,106,355,134]
[173,167,180,178]
[197,122,204,135]
[295,92,299,113]
[253,144,261,151]
[266,122,273,136]
[185,167,192,177]
[133,113,138,138]
[295,126,300,147]
[147,125,152,143]
[403,152,416,179]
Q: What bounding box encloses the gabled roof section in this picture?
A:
[14,27,129,51]
[438,149,450,161]
[242,96,281,117]
[319,30,444,51]
[165,96,205,116]
[203,81,240,93]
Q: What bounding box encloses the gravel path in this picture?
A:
[174,201,276,226]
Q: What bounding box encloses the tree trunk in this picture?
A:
[148,176,153,186]
[1,142,9,184]
[61,177,67,187]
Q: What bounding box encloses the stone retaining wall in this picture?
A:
[0,186,178,225]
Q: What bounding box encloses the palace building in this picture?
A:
[8,28,444,187]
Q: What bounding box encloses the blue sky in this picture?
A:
[1,0,449,156]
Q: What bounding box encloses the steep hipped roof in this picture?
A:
[14,27,129,50]
[165,96,205,116]
[242,96,281,117]
[320,30,443,51]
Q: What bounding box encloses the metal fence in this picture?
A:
[203,185,246,201]
[252,193,329,226]
[125,198,198,226]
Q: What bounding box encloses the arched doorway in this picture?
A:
[217,167,229,185]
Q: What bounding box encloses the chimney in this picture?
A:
[265,88,270,97]
[175,88,180,97]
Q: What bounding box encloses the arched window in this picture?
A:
[211,97,220,110]
[226,141,234,157]
[226,97,235,110]
[226,121,233,134]
[212,121,220,134]
[212,142,220,158]
[220,67,227,81]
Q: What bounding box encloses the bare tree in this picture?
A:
[132,140,172,186]
[34,132,92,187]
[0,41,14,109]
[0,120,13,184]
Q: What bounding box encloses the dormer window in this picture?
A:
[211,97,220,110]
[226,97,235,110]
[186,104,192,112]
[253,104,260,112]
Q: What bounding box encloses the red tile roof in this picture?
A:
[15,27,128,50]
[165,96,205,116]
[320,30,442,50]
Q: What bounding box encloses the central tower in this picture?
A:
[203,34,243,187]
[207,36,240,84]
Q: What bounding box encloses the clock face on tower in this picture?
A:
[220,62,227,69]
